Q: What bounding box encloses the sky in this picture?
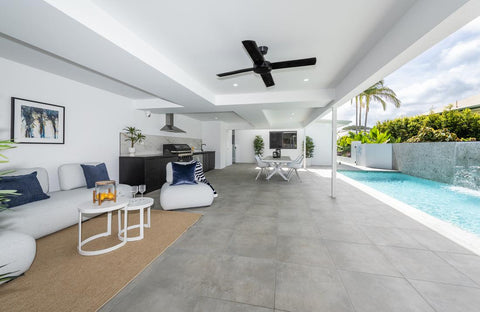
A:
[335,15,480,127]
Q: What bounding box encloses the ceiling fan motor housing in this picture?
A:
[254,61,272,74]
[259,46,268,55]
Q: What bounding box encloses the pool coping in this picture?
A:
[337,172,480,256]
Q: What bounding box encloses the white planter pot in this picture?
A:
[128,147,136,155]
[306,158,312,167]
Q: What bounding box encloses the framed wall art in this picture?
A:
[11,97,65,144]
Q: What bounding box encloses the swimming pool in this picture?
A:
[339,170,480,236]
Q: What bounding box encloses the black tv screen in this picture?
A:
[269,131,297,149]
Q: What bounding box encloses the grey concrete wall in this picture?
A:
[392,142,480,190]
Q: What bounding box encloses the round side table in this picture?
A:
[77,198,129,256]
[118,197,154,242]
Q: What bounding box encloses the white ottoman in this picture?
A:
[0,231,36,284]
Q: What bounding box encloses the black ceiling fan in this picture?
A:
[217,40,316,87]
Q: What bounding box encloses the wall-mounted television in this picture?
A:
[269,131,297,149]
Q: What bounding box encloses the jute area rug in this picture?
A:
[0,209,201,312]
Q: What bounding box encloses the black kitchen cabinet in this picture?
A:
[119,152,215,193]
[119,155,176,193]
[202,151,215,172]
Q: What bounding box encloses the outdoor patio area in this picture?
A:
[101,164,480,312]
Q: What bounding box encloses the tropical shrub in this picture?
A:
[336,126,391,156]
[253,135,264,156]
[376,108,480,142]
[406,127,459,143]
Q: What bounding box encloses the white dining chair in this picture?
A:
[286,155,304,182]
[255,155,270,180]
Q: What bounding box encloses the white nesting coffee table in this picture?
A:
[118,197,154,242]
[77,198,129,256]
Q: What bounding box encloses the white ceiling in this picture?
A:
[1,0,479,129]
[91,0,415,93]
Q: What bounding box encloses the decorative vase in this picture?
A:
[128,147,135,155]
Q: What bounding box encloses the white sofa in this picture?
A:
[0,164,131,239]
[160,162,214,210]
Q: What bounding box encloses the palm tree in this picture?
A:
[355,80,401,131]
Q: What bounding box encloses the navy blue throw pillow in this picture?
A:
[81,163,110,189]
[0,172,50,208]
[171,162,197,186]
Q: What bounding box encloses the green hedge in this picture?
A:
[376,108,480,142]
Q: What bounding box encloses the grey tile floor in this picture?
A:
[100,164,480,312]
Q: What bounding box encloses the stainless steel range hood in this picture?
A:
[160,113,186,133]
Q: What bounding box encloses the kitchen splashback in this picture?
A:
[120,133,202,155]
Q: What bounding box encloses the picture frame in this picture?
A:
[11,97,65,144]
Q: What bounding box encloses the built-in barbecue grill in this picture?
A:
[163,144,193,161]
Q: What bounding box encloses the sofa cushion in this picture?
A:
[58,163,99,191]
[0,172,50,208]
[8,167,49,193]
[166,162,192,183]
[80,163,110,189]
[0,187,92,239]
[171,162,197,186]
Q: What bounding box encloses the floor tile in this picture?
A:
[234,215,277,235]
[173,226,233,253]
[275,262,353,312]
[380,246,476,287]
[200,255,276,308]
[226,231,277,259]
[436,252,480,286]
[193,297,273,312]
[340,270,434,312]
[276,235,334,268]
[410,279,480,312]
[277,219,321,238]
[407,229,473,254]
[325,240,401,276]
[317,222,371,244]
[360,225,425,249]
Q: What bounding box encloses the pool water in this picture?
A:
[340,170,480,236]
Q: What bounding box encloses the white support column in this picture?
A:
[331,106,337,198]
[303,128,307,169]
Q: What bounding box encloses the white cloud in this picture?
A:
[338,16,480,127]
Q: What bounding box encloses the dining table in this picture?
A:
[262,156,292,181]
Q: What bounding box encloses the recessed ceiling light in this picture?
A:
[291,113,295,116]
[303,78,309,82]
[214,117,219,120]
[233,83,238,87]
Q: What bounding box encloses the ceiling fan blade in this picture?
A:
[261,73,275,87]
[242,40,264,64]
[271,57,317,70]
[217,68,254,77]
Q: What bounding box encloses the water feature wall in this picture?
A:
[392,142,480,190]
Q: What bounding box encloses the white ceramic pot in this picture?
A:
[128,147,136,155]
[306,158,312,167]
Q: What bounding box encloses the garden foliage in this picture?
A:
[376,108,479,142]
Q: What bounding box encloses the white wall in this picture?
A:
[0,57,197,191]
[201,121,232,169]
[235,129,305,163]
[235,122,333,166]
[305,121,332,166]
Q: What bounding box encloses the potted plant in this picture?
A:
[123,127,146,155]
[303,136,315,166]
[253,135,264,157]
